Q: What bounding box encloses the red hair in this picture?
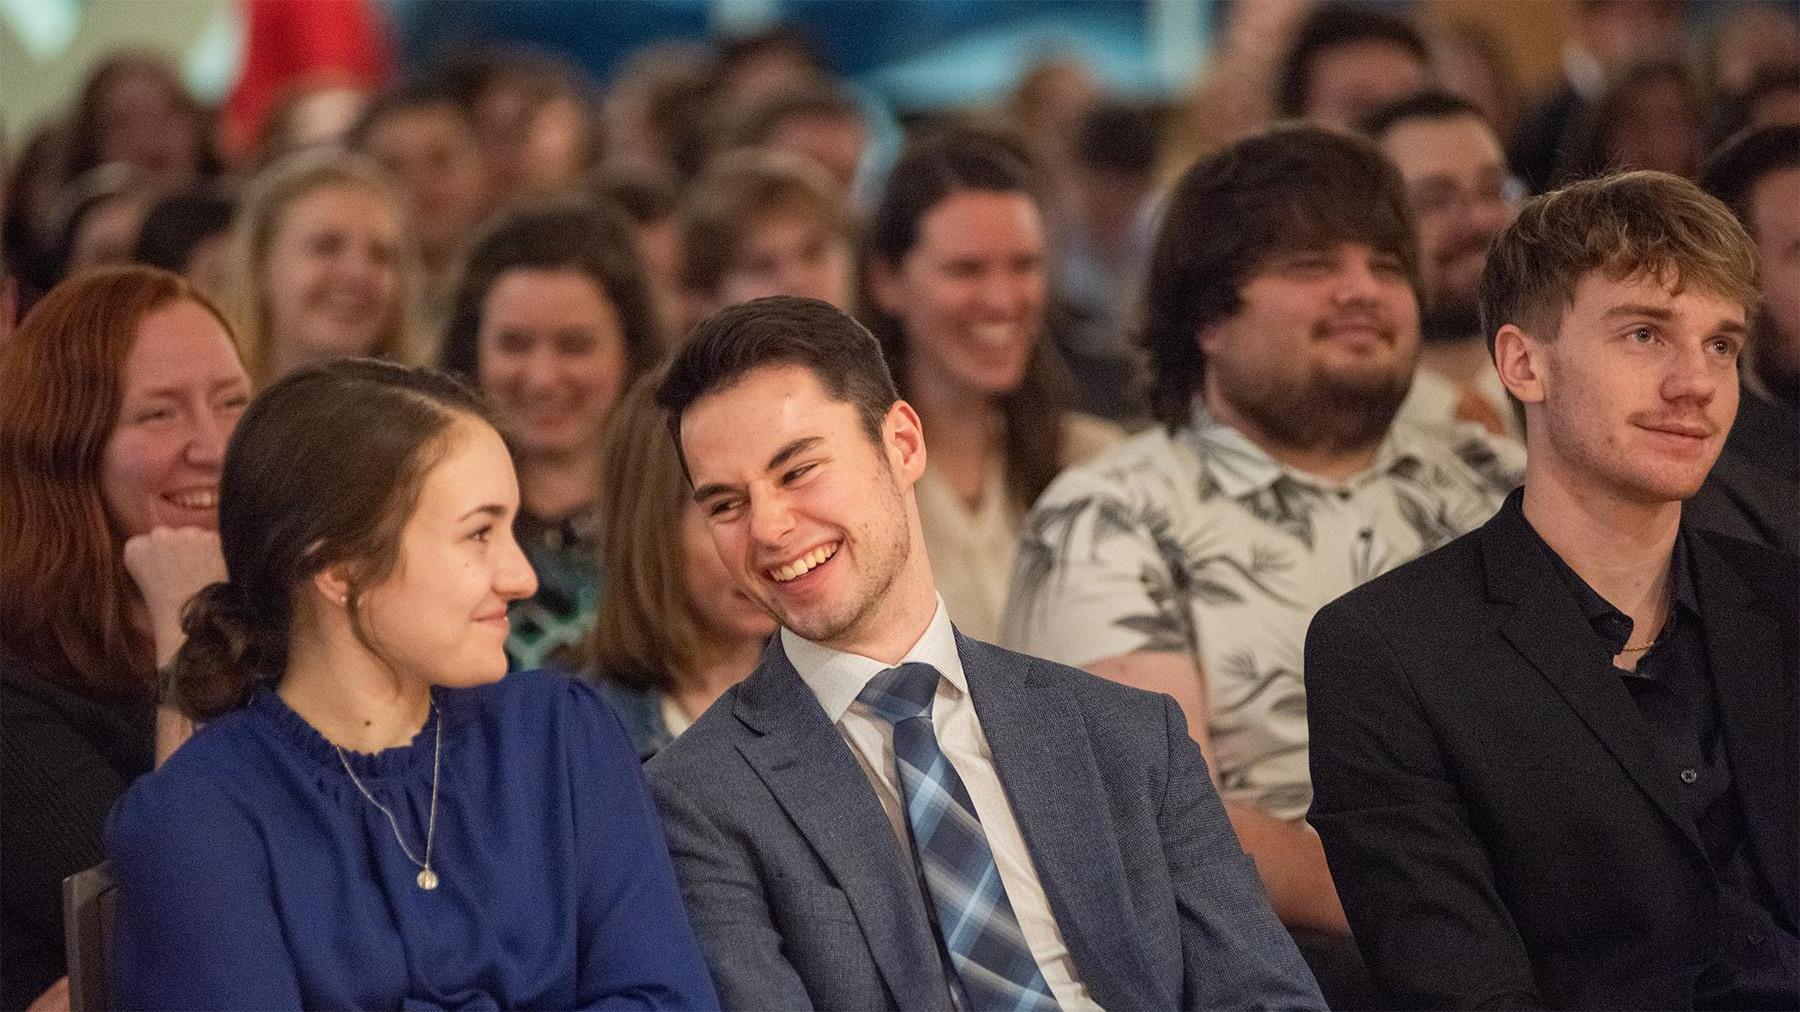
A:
[0,266,239,698]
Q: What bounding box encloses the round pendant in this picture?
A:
[417,867,439,891]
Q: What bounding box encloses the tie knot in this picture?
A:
[856,662,941,725]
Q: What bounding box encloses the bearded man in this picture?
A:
[1001,123,1520,1006]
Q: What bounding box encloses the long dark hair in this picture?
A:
[858,129,1072,511]
[167,360,492,720]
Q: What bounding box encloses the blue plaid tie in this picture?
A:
[858,662,1059,1012]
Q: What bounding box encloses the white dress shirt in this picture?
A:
[781,600,1101,1011]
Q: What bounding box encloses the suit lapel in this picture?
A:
[1692,535,1799,918]
[959,635,1158,1011]
[732,641,950,1012]
[1481,504,1705,856]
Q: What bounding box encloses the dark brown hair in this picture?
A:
[1552,61,1703,187]
[1139,123,1420,429]
[657,295,897,476]
[167,360,492,720]
[1701,123,1800,233]
[1479,169,1760,353]
[858,128,1072,511]
[1277,2,1429,119]
[440,199,664,383]
[0,267,238,698]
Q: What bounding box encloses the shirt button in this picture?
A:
[1680,768,1699,784]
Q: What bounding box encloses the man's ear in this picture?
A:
[1493,324,1548,406]
[884,399,927,484]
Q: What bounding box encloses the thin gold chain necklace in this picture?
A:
[335,703,442,890]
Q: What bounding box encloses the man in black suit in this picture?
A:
[1305,169,1798,1009]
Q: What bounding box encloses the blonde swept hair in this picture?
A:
[1479,170,1760,353]
[223,149,426,387]
[590,373,711,691]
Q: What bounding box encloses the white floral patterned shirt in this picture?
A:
[1000,402,1522,820]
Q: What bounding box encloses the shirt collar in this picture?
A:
[781,595,967,723]
[1520,506,1701,658]
[1183,399,1426,500]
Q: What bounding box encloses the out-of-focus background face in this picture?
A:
[5,0,1798,377]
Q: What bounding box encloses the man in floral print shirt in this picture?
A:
[1000,124,1520,1004]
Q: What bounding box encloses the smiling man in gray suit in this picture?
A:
[646,296,1322,1012]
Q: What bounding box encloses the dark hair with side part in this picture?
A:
[1358,89,1489,141]
[1277,2,1430,119]
[858,128,1074,511]
[166,360,493,720]
[1138,123,1421,429]
[657,295,897,478]
[0,266,240,699]
[1700,124,1800,234]
[440,199,665,382]
[1478,170,1760,361]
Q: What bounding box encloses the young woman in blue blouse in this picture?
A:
[105,359,718,1010]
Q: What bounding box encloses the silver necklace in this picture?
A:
[335,702,442,890]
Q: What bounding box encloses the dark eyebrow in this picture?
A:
[690,437,824,505]
[458,504,507,523]
[691,481,737,504]
[767,436,822,472]
[1603,304,1675,321]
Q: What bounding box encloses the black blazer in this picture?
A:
[1304,494,1798,1009]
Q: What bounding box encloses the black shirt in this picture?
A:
[1522,519,1799,1008]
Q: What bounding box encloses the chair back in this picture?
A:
[62,861,117,1012]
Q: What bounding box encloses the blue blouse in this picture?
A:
[105,670,718,1010]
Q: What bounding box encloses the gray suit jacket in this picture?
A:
[645,631,1323,1011]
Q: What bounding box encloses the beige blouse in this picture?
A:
[918,414,1123,642]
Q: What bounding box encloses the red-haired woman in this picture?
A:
[0,266,251,1009]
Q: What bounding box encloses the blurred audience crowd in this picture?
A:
[3,0,1799,1008]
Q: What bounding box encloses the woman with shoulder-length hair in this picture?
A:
[859,129,1122,641]
[440,200,664,671]
[223,149,425,387]
[106,359,717,1010]
[588,376,775,759]
[0,266,251,1010]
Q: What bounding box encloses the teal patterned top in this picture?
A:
[507,508,604,672]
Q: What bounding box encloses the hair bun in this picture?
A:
[165,581,260,720]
